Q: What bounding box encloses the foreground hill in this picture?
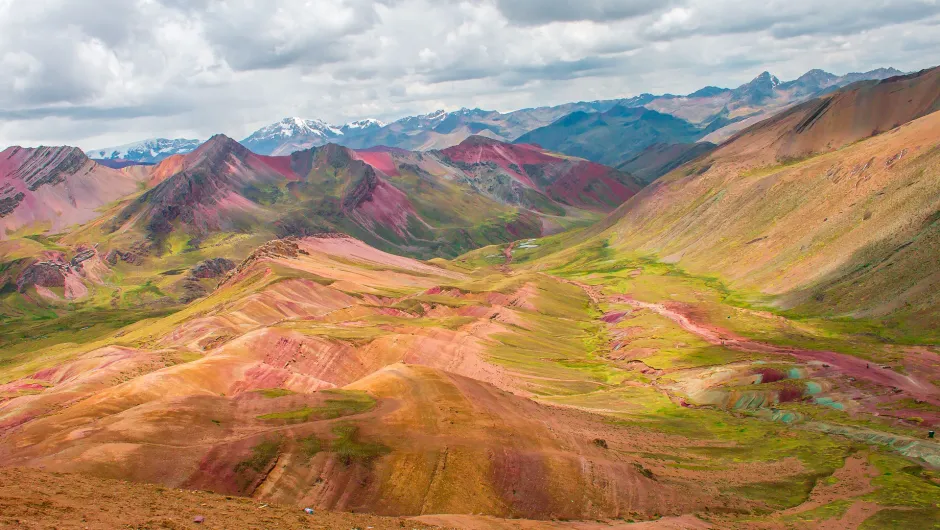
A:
[0,146,144,238]
[0,467,715,529]
[593,66,940,337]
[1,232,937,527]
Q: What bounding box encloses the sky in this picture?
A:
[0,0,938,150]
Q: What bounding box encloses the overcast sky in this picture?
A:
[1,0,938,150]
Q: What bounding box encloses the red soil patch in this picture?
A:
[348,177,416,237]
[778,385,805,403]
[354,150,400,176]
[254,153,301,180]
[545,160,639,210]
[602,311,630,323]
[756,367,787,383]
[440,138,562,188]
[147,153,186,185]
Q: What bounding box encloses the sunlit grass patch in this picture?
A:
[255,388,296,399]
[258,390,376,423]
[330,423,389,466]
[235,437,282,474]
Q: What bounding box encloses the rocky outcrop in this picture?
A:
[17,261,68,292]
[3,146,88,191]
[219,237,321,288]
[70,248,97,267]
[104,246,147,266]
[0,187,25,217]
[191,258,236,279]
[341,163,380,211]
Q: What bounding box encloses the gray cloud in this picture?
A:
[495,0,678,25]
[0,0,937,149]
[0,101,190,121]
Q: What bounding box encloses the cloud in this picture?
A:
[194,0,382,72]
[644,0,940,41]
[0,0,937,149]
[495,0,678,25]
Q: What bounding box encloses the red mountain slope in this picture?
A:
[439,136,642,211]
[111,135,302,239]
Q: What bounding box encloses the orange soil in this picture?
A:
[0,467,436,530]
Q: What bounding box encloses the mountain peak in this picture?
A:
[797,68,837,81]
[341,118,385,132]
[458,134,503,147]
[248,117,342,141]
[204,133,239,146]
[192,134,250,159]
[687,86,730,98]
[730,71,783,104]
[752,71,781,87]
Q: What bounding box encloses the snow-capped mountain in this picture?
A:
[392,109,448,129]
[240,117,345,155]
[340,119,385,134]
[86,138,201,164]
[241,117,390,155]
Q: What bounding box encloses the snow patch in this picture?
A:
[85,138,201,163]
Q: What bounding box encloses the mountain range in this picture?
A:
[515,67,907,170]
[2,64,939,528]
[63,134,639,267]
[87,67,903,173]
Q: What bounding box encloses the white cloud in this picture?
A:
[0,0,937,149]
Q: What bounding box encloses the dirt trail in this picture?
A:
[548,275,939,406]
[499,241,517,274]
[503,241,516,263]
